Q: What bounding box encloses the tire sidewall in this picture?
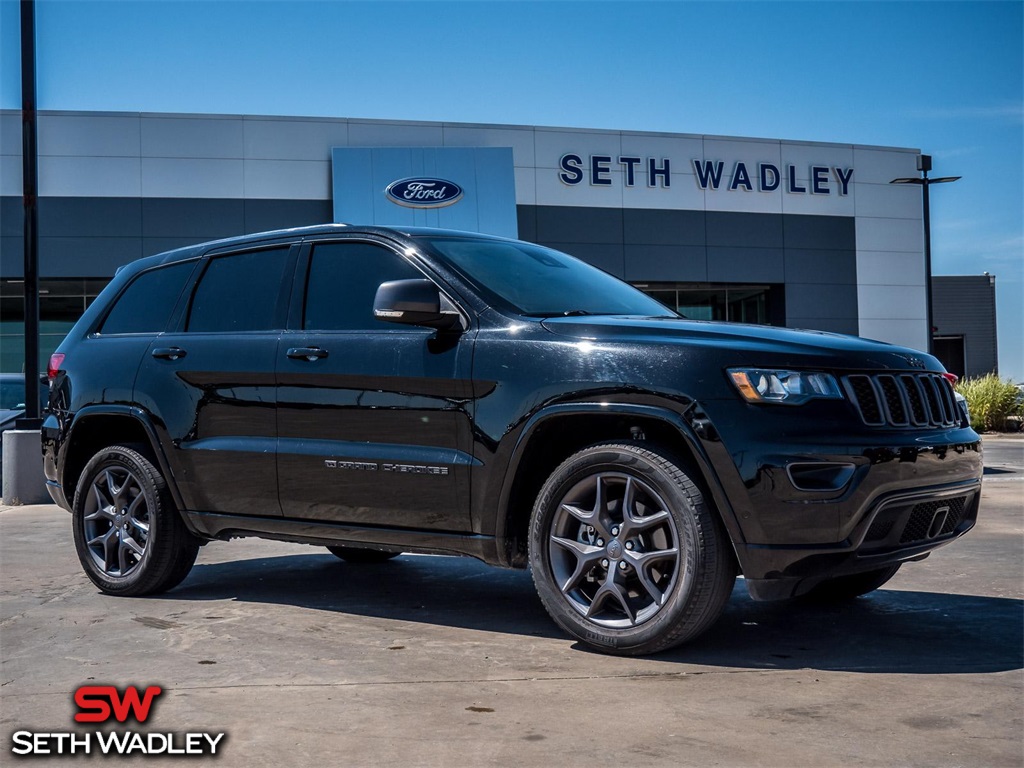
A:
[72,447,163,595]
[529,445,704,653]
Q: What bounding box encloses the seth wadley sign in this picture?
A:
[558,153,854,195]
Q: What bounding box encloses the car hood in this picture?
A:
[539,315,943,373]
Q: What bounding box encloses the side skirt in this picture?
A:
[184,511,505,565]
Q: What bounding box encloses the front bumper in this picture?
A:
[696,398,983,600]
[740,478,981,600]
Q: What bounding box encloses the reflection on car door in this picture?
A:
[276,239,474,531]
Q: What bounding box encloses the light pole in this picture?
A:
[890,154,960,356]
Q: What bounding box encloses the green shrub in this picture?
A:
[956,374,1023,432]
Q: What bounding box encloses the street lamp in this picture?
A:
[17,0,41,429]
[890,154,960,356]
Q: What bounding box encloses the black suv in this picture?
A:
[42,225,982,655]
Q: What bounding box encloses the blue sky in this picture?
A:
[1,0,1022,379]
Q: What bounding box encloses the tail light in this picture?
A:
[48,353,65,382]
[941,372,958,386]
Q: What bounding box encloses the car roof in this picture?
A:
[132,224,513,271]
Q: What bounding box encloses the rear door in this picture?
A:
[276,237,474,531]
[134,244,298,517]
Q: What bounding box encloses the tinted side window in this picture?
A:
[188,248,291,333]
[304,242,423,331]
[101,261,195,335]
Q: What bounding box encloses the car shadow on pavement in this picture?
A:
[645,582,1023,674]
[171,552,1022,675]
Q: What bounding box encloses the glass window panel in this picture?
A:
[40,295,84,323]
[635,283,771,325]
[304,242,423,331]
[188,248,290,333]
[102,261,196,335]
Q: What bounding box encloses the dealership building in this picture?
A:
[0,110,974,374]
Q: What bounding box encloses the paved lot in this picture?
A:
[2,437,1022,767]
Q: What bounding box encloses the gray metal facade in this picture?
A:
[0,196,860,335]
[932,275,998,377]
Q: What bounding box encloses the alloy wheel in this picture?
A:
[82,466,151,577]
[548,472,683,628]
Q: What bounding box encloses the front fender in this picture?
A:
[490,400,749,570]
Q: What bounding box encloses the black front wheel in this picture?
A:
[72,445,199,596]
[529,443,736,656]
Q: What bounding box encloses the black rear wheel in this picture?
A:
[72,444,199,596]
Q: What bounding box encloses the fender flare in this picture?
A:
[493,401,748,566]
[65,405,200,536]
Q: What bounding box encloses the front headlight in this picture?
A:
[728,368,843,405]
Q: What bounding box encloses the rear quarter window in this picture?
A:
[100,261,196,335]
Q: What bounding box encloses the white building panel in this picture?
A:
[39,113,140,157]
[141,158,243,198]
[0,112,20,155]
[852,146,920,184]
[780,141,855,179]
[141,116,244,159]
[706,185,783,214]
[441,125,536,168]
[858,284,927,319]
[858,317,929,351]
[0,153,22,197]
[243,118,349,161]
[856,216,924,253]
[534,129,622,170]
[781,186,856,216]
[347,120,444,147]
[854,180,921,219]
[244,160,331,200]
[702,137,782,168]
[39,156,141,197]
[619,174,705,211]
[514,167,536,206]
[619,133,703,166]
[857,250,926,286]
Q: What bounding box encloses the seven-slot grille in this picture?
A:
[843,373,960,428]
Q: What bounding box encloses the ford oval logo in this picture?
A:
[385,178,464,208]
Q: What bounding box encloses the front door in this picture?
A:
[276,239,473,531]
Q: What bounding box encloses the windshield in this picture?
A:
[418,237,676,318]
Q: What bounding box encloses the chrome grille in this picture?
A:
[843,373,960,428]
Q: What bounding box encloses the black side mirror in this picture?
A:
[373,279,462,330]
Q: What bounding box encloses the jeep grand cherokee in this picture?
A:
[42,225,982,655]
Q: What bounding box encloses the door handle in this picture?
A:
[152,346,187,360]
[286,346,329,361]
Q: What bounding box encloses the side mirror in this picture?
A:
[373,279,462,330]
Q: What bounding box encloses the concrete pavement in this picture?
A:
[2,441,1021,766]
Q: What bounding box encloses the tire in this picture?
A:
[805,564,901,601]
[326,546,401,564]
[529,442,737,656]
[72,444,200,596]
